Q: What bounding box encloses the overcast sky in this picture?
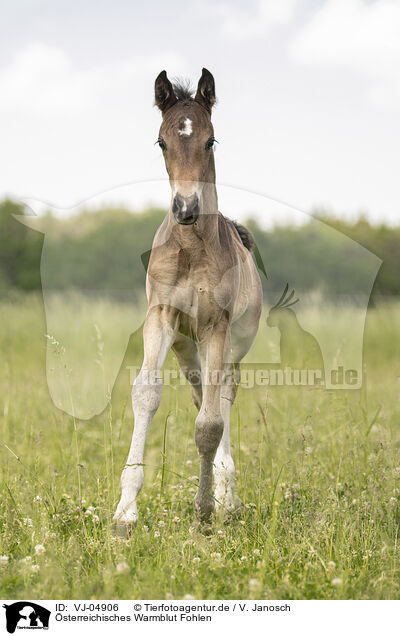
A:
[0,0,399,226]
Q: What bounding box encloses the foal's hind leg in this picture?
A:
[214,362,242,513]
[172,335,202,410]
[213,314,260,515]
[113,307,177,534]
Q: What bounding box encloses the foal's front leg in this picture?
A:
[113,307,177,534]
[194,320,229,522]
[214,362,242,512]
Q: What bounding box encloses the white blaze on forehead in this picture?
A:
[178,118,193,136]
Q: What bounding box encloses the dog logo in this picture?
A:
[2,602,50,634]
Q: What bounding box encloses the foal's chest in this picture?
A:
[148,247,233,333]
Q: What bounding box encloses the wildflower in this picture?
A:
[170,575,175,580]
[331,577,342,586]
[172,516,180,523]
[248,578,260,591]
[34,544,46,556]
[327,561,336,569]
[352,499,357,505]
[92,514,99,523]
[158,520,165,527]
[253,549,261,556]
[186,460,193,466]
[154,531,160,538]
[211,552,221,560]
[240,556,247,561]
[304,446,312,455]
[85,506,95,516]
[285,486,299,501]
[390,497,397,505]
[116,561,130,574]
[0,555,9,565]
[143,525,149,532]
[193,557,201,563]
[183,595,195,600]
[33,496,42,504]
[22,518,33,528]
[31,564,40,573]
[20,556,32,564]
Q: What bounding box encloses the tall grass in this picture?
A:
[0,293,399,599]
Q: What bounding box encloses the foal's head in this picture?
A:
[155,68,217,225]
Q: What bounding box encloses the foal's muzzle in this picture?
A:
[172,193,200,225]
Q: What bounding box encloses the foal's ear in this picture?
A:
[195,68,216,112]
[154,70,177,113]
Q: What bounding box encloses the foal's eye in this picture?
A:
[156,137,167,151]
[206,136,217,150]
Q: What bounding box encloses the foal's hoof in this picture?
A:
[194,520,214,536]
[112,521,135,538]
[224,498,243,523]
[193,494,215,525]
[230,495,243,514]
[216,494,243,517]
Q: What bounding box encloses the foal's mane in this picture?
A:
[228,219,255,252]
[172,78,195,101]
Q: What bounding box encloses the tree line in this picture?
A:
[0,198,398,301]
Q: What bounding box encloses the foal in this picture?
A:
[113,68,262,532]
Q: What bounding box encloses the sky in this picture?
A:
[0,0,399,226]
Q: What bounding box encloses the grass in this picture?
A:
[0,292,400,599]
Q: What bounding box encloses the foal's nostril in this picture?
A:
[172,193,200,225]
[172,193,184,216]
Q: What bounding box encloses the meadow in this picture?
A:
[0,293,400,600]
